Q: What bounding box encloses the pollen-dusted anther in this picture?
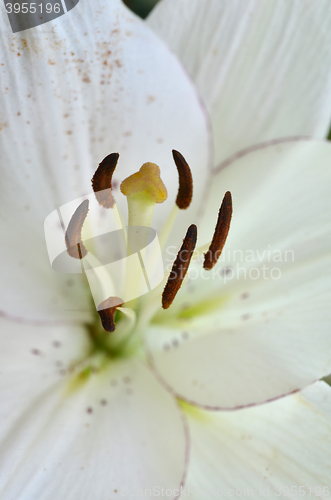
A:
[97,296,124,333]
[162,224,197,309]
[172,149,193,209]
[65,199,89,259]
[203,191,232,270]
[92,152,119,208]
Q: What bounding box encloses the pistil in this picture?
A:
[120,162,167,229]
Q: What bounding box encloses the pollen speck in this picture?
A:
[241,313,251,321]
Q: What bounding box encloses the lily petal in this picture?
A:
[198,138,331,261]
[146,140,331,409]
[0,317,188,499]
[0,316,92,442]
[183,382,331,498]
[148,0,331,165]
[0,0,210,323]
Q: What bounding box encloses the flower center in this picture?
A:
[64,151,232,359]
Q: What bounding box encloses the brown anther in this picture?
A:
[65,199,89,259]
[203,191,232,270]
[92,153,119,208]
[97,296,124,332]
[162,224,197,309]
[172,150,193,209]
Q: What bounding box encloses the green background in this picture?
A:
[124,0,159,18]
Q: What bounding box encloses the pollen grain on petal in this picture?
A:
[172,149,193,209]
[203,191,232,270]
[162,224,197,309]
[92,152,119,208]
[65,199,89,259]
[97,296,124,332]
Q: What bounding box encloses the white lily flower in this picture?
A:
[1,0,331,497]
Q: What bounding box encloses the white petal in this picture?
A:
[198,139,331,260]
[183,382,331,498]
[0,316,92,442]
[0,0,210,322]
[146,140,331,409]
[0,319,188,498]
[148,0,331,165]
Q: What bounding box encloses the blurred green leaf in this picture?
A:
[124,0,160,18]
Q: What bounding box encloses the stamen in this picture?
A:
[92,153,119,208]
[162,224,197,309]
[65,199,89,259]
[172,150,193,209]
[97,296,124,332]
[203,191,232,270]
